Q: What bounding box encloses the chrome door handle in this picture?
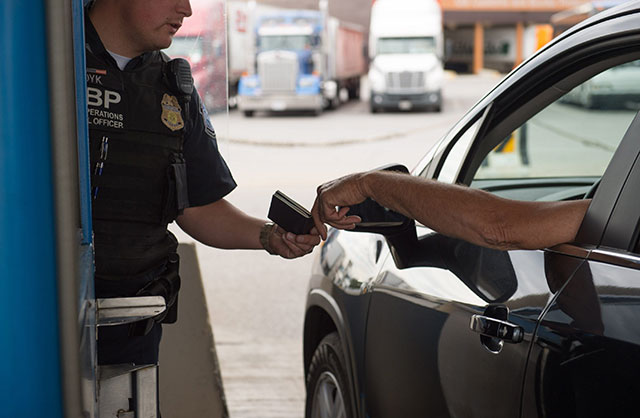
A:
[470,314,524,344]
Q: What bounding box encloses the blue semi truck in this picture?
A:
[237,9,366,116]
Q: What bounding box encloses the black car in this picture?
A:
[303,2,640,417]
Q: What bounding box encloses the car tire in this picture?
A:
[305,332,352,418]
[243,110,254,117]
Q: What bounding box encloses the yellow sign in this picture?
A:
[493,132,517,153]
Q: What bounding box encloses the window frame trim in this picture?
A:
[588,246,640,271]
[574,111,640,246]
[435,104,493,183]
[599,129,640,251]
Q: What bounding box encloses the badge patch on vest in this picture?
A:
[161,94,184,131]
[200,100,216,139]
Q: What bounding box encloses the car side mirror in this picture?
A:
[346,164,415,235]
[343,164,419,268]
[348,197,418,268]
[348,198,414,234]
[348,199,517,301]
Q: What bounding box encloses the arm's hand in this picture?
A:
[311,173,367,240]
[267,225,322,259]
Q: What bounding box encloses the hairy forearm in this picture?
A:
[359,171,498,246]
[359,171,589,250]
[177,199,264,249]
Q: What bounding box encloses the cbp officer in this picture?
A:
[86,0,320,367]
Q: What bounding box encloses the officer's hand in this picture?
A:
[270,225,321,259]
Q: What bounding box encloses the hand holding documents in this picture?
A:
[268,190,315,235]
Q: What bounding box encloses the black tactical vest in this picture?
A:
[86,50,190,278]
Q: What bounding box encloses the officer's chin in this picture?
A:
[158,35,174,50]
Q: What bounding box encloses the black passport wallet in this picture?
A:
[268,190,315,235]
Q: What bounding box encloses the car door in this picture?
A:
[362,31,640,418]
[522,114,640,417]
[365,234,553,417]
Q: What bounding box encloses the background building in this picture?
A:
[439,0,623,73]
[250,0,629,73]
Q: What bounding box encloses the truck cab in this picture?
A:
[368,0,444,113]
[238,11,325,116]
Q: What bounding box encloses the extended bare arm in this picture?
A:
[311,170,590,250]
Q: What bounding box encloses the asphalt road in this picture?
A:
[168,72,502,418]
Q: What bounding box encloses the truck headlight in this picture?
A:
[424,66,443,90]
[368,67,385,92]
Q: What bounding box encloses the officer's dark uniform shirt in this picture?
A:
[85,17,236,280]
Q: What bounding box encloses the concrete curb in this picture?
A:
[159,243,228,418]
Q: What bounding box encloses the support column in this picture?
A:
[514,21,524,69]
[473,22,484,74]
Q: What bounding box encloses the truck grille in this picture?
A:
[386,71,425,94]
[257,51,298,93]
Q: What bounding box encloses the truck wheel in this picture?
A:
[352,87,361,100]
[324,97,339,110]
[228,95,238,109]
[305,332,352,418]
[243,110,254,117]
[348,81,360,100]
[339,88,349,103]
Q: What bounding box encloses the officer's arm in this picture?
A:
[176,198,320,258]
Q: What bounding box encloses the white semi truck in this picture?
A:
[368,0,444,113]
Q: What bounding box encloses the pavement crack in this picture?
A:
[226,118,456,148]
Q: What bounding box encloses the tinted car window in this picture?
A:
[474,60,640,182]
